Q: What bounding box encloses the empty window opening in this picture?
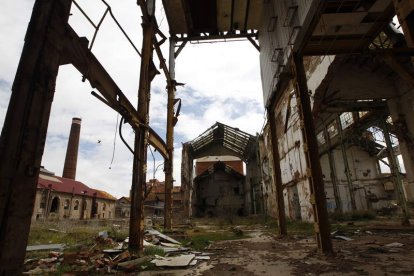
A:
[327,121,338,139]
[50,197,60,213]
[74,200,79,210]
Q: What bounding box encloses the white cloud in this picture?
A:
[0,0,265,198]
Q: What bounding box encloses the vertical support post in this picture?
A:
[323,127,342,213]
[393,0,414,47]
[267,108,287,236]
[336,116,357,211]
[164,37,176,229]
[0,0,71,273]
[129,0,155,253]
[383,117,411,225]
[293,54,333,255]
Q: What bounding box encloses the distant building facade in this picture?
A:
[115,179,183,218]
[32,167,116,221]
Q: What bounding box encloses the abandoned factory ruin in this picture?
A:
[1,0,414,274]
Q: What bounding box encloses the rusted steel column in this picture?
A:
[267,108,287,236]
[336,116,356,211]
[129,3,155,253]
[62,117,82,180]
[164,37,177,229]
[0,0,71,273]
[292,54,333,255]
[393,0,414,47]
[382,117,411,225]
[323,127,342,213]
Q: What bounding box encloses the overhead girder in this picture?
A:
[62,26,169,160]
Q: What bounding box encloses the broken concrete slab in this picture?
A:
[332,235,353,241]
[151,254,195,267]
[384,242,404,247]
[117,256,152,270]
[26,244,65,252]
[146,229,181,245]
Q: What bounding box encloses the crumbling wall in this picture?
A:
[181,144,194,218]
[194,170,245,217]
[274,83,313,222]
[388,80,414,201]
[245,145,263,215]
[320,146,398,212]
[258,127,278,217]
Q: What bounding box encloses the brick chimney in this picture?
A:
[62,117,81,180]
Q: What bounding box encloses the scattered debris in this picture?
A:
[48,228,66,233]
[117,256,152,271]
[146,229,181,245]
[151,254,195,267]
[98,230,109,238]
[26,244,65,252]
[230,226,244,236]
[331,230,353,241]
[384,242,404,247]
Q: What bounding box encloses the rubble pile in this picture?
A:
[24,227,212,274]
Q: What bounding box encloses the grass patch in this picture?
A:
[143,246,165,257]
[182,229,245,251]
[286,220,314,235]
[330,210,376,222]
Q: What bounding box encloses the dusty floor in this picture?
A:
[142,223,414,276]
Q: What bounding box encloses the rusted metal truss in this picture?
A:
[186,122,257,162]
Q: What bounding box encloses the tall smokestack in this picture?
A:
[63,117,81,180]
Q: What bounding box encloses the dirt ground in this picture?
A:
[142,221,414,276]
[24,217,414,275]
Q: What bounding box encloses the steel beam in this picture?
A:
[129,0,155,253]
[267,109,287,236]
[393,0,414,47]
[62,27,169,160]
[0,0,72,273]
[293,54,333,255]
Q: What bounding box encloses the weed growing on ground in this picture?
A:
[330,210,376,222]
[143,246,165,257]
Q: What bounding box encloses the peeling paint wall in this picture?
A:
[258,128,278,217]
[320,146,398,212]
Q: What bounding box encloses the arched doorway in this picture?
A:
[50,197,60,214]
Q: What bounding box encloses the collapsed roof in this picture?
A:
[184,122,257,162]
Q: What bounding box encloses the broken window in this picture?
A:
[74,200,79,210]
[327,121,338,139]
[339,112,354,129]
[103,203,106,211]
[234,187,240,195]
[316,131,326,145]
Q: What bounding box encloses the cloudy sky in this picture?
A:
[0,0,265,198]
